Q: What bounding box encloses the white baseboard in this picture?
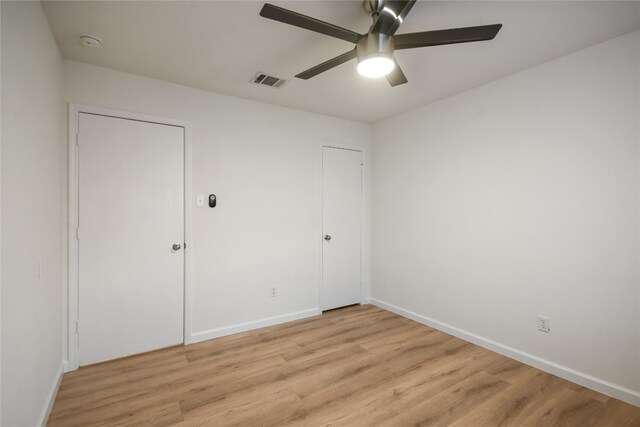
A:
[370,298,640,407]
[190,308,322,344]
[361,297,371,304]
[38,363,64,427]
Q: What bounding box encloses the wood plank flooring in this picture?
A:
[48,305,640,426]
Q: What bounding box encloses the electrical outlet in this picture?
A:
[270,286,277,297]
[538,315,550,333]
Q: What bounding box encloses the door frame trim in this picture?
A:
[65,103,193,371]
[318,142,365,311]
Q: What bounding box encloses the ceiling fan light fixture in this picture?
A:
[259,1,503,87]
[357,55,395,78]
[356,32,395,78]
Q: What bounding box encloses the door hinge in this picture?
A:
[76,227,80,240]
[75,320,79,334]
[75,130,80,146]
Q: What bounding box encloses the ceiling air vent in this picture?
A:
[252,72,285,88]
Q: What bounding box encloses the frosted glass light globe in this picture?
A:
[357,56,395,78]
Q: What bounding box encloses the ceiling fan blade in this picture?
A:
[260,3,360,44]
[394,24,502,50]
[386,59,408,87]
[295,49,358,80]
[371,1,416,36]
[395,1,416,27]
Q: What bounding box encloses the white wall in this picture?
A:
[1,2,65,426]
[63,61,371,347]
[372,30,640,402]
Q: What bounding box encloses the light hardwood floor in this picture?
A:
[48,305,640,426]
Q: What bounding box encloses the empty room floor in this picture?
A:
[48,305,640,426]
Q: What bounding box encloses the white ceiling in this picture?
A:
[42,1,640,123]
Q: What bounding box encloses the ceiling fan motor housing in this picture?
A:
[357,32,394,65]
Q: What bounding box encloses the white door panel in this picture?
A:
[78,113,184,365]
[322,146,362,310]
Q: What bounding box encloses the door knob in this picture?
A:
[172,243,182,251]
[324,235,331,241]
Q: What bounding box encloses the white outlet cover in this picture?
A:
[538,315,550,333]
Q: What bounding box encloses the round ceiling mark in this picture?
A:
[79,36,102,48]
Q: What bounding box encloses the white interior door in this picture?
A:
[78,113,184,365]
[322,146,362,310]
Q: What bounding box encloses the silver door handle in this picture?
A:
[324,235,331,241]
[172,243,182,251]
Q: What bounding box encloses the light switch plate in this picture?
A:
[196,195,205,207]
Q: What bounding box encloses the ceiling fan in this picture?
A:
[259,0,502,87]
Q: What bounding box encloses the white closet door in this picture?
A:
[322,146,362,310]
[78,113,184,365]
